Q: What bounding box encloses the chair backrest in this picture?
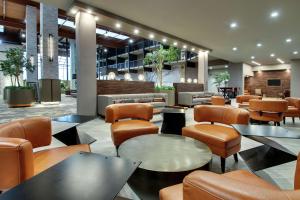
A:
[194,105,249,125]
[105,103,153,123]
[211,96,225,106]
[295,153,300,190]
[0,117,52,148]
[236,95,262,103]
[249,99,288,113]
[286,97,300,109]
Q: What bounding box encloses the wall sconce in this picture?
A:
[124,72,131,81]
[138,74,145,81]
[193,79,198,83]
[29,55,34,66]
[180,77,185,83]
[187,78,192,83]
[48,34,54,62]
[107,72,116,80]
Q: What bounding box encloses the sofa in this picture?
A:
[97,93,168,116]
[178,92,218,107]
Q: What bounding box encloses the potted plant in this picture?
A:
[213,71,230,88]
[0,48,35,107]
[154,85,175,106]
[144,45,179,87]
[60,80,71,95]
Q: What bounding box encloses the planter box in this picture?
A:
[156,89,175,106]
[6,88,34,107]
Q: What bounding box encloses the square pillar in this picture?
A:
[291,59,300,97]
[75,12,97,115]
[198,51,209,90]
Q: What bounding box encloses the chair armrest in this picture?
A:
[0,137,34,191]
[183,171,287,200]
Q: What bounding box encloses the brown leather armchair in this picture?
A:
[160,153,300,200]
[106,103,159,148]
[249,99,288,126]
[0,117,90,191]
[182,105,249,172]
[211,96,225,105]
[236,95,262,108]
[284,97,300,124]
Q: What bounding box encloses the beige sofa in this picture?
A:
[178,92,219,106]
[97,93,168,116]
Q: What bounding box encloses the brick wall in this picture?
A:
[244,70,290,97]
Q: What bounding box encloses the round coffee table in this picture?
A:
[118,134,212,199]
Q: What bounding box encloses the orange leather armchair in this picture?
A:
[160,153,300,200]
[249,99,288,126]
[284,97,300,124]
[211,96,225,105]
[106,103,159,148]
[0,117,90,191]
[236,95,262,108]
[182,105,249,172]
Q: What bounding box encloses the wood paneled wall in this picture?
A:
[244,70,290,97]
[173,83,204,105]
[97,80,155,95]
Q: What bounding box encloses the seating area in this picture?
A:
[0,1,300,200]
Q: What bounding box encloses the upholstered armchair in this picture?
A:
[182,105,249,172]
[105,103,159,148]
[236,95,262,108]
[211,96,225,105]
[284,97,300,124]
[160,153,300,200]
[0,117,90,191]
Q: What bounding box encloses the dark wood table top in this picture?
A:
[0,152,140,200]
[232,124,300,139]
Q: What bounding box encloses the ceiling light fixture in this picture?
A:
[230,22,238,29]
[129,39,134,43]
[87,9,92,14]
[149,33,154,39]
[270,11,279,18]
[173,42,177,46]
[71,8,78,14]
[183,45,187,49]
[251,61,261,66]
[293,51,298,55]
[256,43,262,47]
[270,53,275,57]
[133,29,139,34]
[225,65,228,68]
[277,58,285,64]
[21,33,26,38]
[251,56,255,59]
[115,23,121,28]
[104,48,107,52]
[232,47,237,51]
[94,16,99,21]
[209,66,213,70]
[191,48,195,51]
[162,38,167,43]
[286,38,292,43]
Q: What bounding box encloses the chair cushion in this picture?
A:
[33,144,90,175]
[159,183,183,200]
[182,124,241,149]
[284,106,300,117]
[224,170,280,190]
[111,120,159,146]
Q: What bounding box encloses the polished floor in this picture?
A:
[1,95,300,199]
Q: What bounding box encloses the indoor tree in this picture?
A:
[213,71,230,88]
[144,45,179,87]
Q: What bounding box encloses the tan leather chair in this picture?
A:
[249,99,288,126]
[106,103,159,147]
[182,105,249,172]
[236,95,262,108]
[284,97,300,124]
[211,96,225,106]
[0,117,90,191]
[160,153,300,200]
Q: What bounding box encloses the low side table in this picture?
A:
[161,108,186,134]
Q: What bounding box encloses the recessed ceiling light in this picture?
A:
[225,65,228,68]
[149,33,154,39]
[230,22,238,29]
[286,38,292,43]
[209,66,213,70]
[270,11,279,18]
[232,47,237,51]
[293,51,298,55]
[129,39,134,43]
[21,33,26,38]
[251,56,255,59]
[251,61,261,66]
[277,58,285,64]
[256,43,262,47]
[191,47,195,51]
[87,9,92,14]
[104,48,107,52]
[173,42,177,46]
[183,45,187,49]
[71,8,77,14]
[115,23,121,28]
[270,53,275,57]
[162,38,167,43]
[133,29,139,34]
[94,16,99,21]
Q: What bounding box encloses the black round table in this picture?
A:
[161,108,186,134]
[119,134,212,200]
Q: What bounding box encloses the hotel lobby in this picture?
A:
[0,0,300,200]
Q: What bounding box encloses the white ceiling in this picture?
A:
[36,0,300,65]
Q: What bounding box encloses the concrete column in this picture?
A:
[40,3,58,79]
[25,6,38,82]
[198,51,208,90]
[69,39,76,90]
[291,59,300,97]
[75,12,97,115]
[228,63,244,95]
